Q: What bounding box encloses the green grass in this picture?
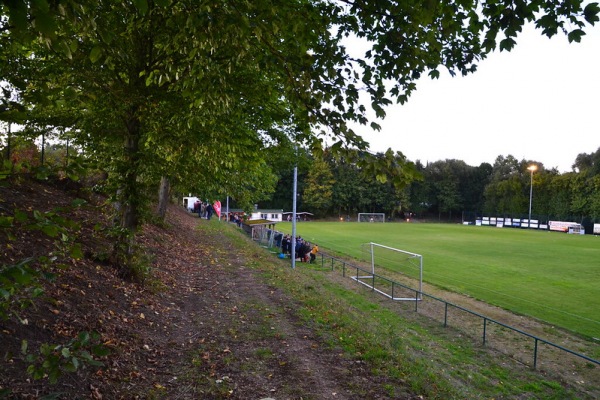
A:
[277,221,600,339]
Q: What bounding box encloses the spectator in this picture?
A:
[281,235,290,255]
[206,202,214,220]
[310,244,319,264]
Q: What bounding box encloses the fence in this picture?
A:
[316,252,599,371]
[251,229,599,376]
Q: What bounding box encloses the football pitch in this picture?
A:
[277,221,600,340]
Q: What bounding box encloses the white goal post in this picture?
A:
[358,213,385,223]
[355,242,423,301]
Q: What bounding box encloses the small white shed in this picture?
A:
[250,209,284,222]
[182,196,200,211]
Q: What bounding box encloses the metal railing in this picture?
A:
[251,227,598,372]
[314,252,599,371]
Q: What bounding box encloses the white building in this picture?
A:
[182,196,200,211]
[250,209,283,222]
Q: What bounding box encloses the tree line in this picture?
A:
[259,149,600,224]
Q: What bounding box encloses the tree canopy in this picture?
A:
[2,0,599,273]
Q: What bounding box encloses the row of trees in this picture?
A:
[259,149,600,223]
[8,129,600,224]
[2,1,599,276]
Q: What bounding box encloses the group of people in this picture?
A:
[231,213,243,227]
[192,199,215,220]
[281,235,318,263]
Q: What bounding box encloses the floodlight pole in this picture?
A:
[527,164,537,227]
[291,163,297,269]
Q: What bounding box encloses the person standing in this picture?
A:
[206,202,214,220]
[310,244,319,263]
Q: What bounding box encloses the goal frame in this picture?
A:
[357,213,385,223]
[353,242,423,301]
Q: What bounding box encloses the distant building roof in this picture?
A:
[224,209,283,213]
[243,219,278,226]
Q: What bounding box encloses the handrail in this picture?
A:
[254,229,599,370]
[316,252,599,369]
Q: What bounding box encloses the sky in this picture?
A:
[359,24,600,173]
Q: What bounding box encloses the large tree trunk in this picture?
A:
[112,111,143,278]
[120,124,141,231]
[157,176,171,221]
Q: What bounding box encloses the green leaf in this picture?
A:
[70,243,84,259]
[14,210,28,223]
[90,46,103,63]
[58,41,72,60]
[41,224,60,237]
[584,3,600,25]
[91,344,111,357]
[499,37,516,52]
[567,29,585,43]
[71,198,87,207]
[369,122,381,131]
[33,12,57,39]
[0,216,14,228]
[429,69,440,79]
[63,362,77,372]
[21,340,28,355]
[132,0,149,15]
[8,1,28,31]
[10,267,34,285]
[0,288,10,301]
[31,0,50,12]
[77,331,90,344]
[66,171,81,181]
[35,165,51,179]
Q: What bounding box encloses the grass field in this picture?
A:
[276,221,600,340]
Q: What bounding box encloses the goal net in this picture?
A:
[358,213,385,223]
[356,242,423,301]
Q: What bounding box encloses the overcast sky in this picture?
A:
[360,24,600,173]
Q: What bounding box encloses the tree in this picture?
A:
[331,156,364,217]
[587,174,600,219]
[463,162,493,213]
[260,145,312,211]
[3,0,599,276]
[545,173,575,220]
[3,1,309,274]
[302,155,335,216]
[483,155,521,214]
[573,147,600,176]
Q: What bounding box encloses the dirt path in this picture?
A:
[151,210,422,399]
